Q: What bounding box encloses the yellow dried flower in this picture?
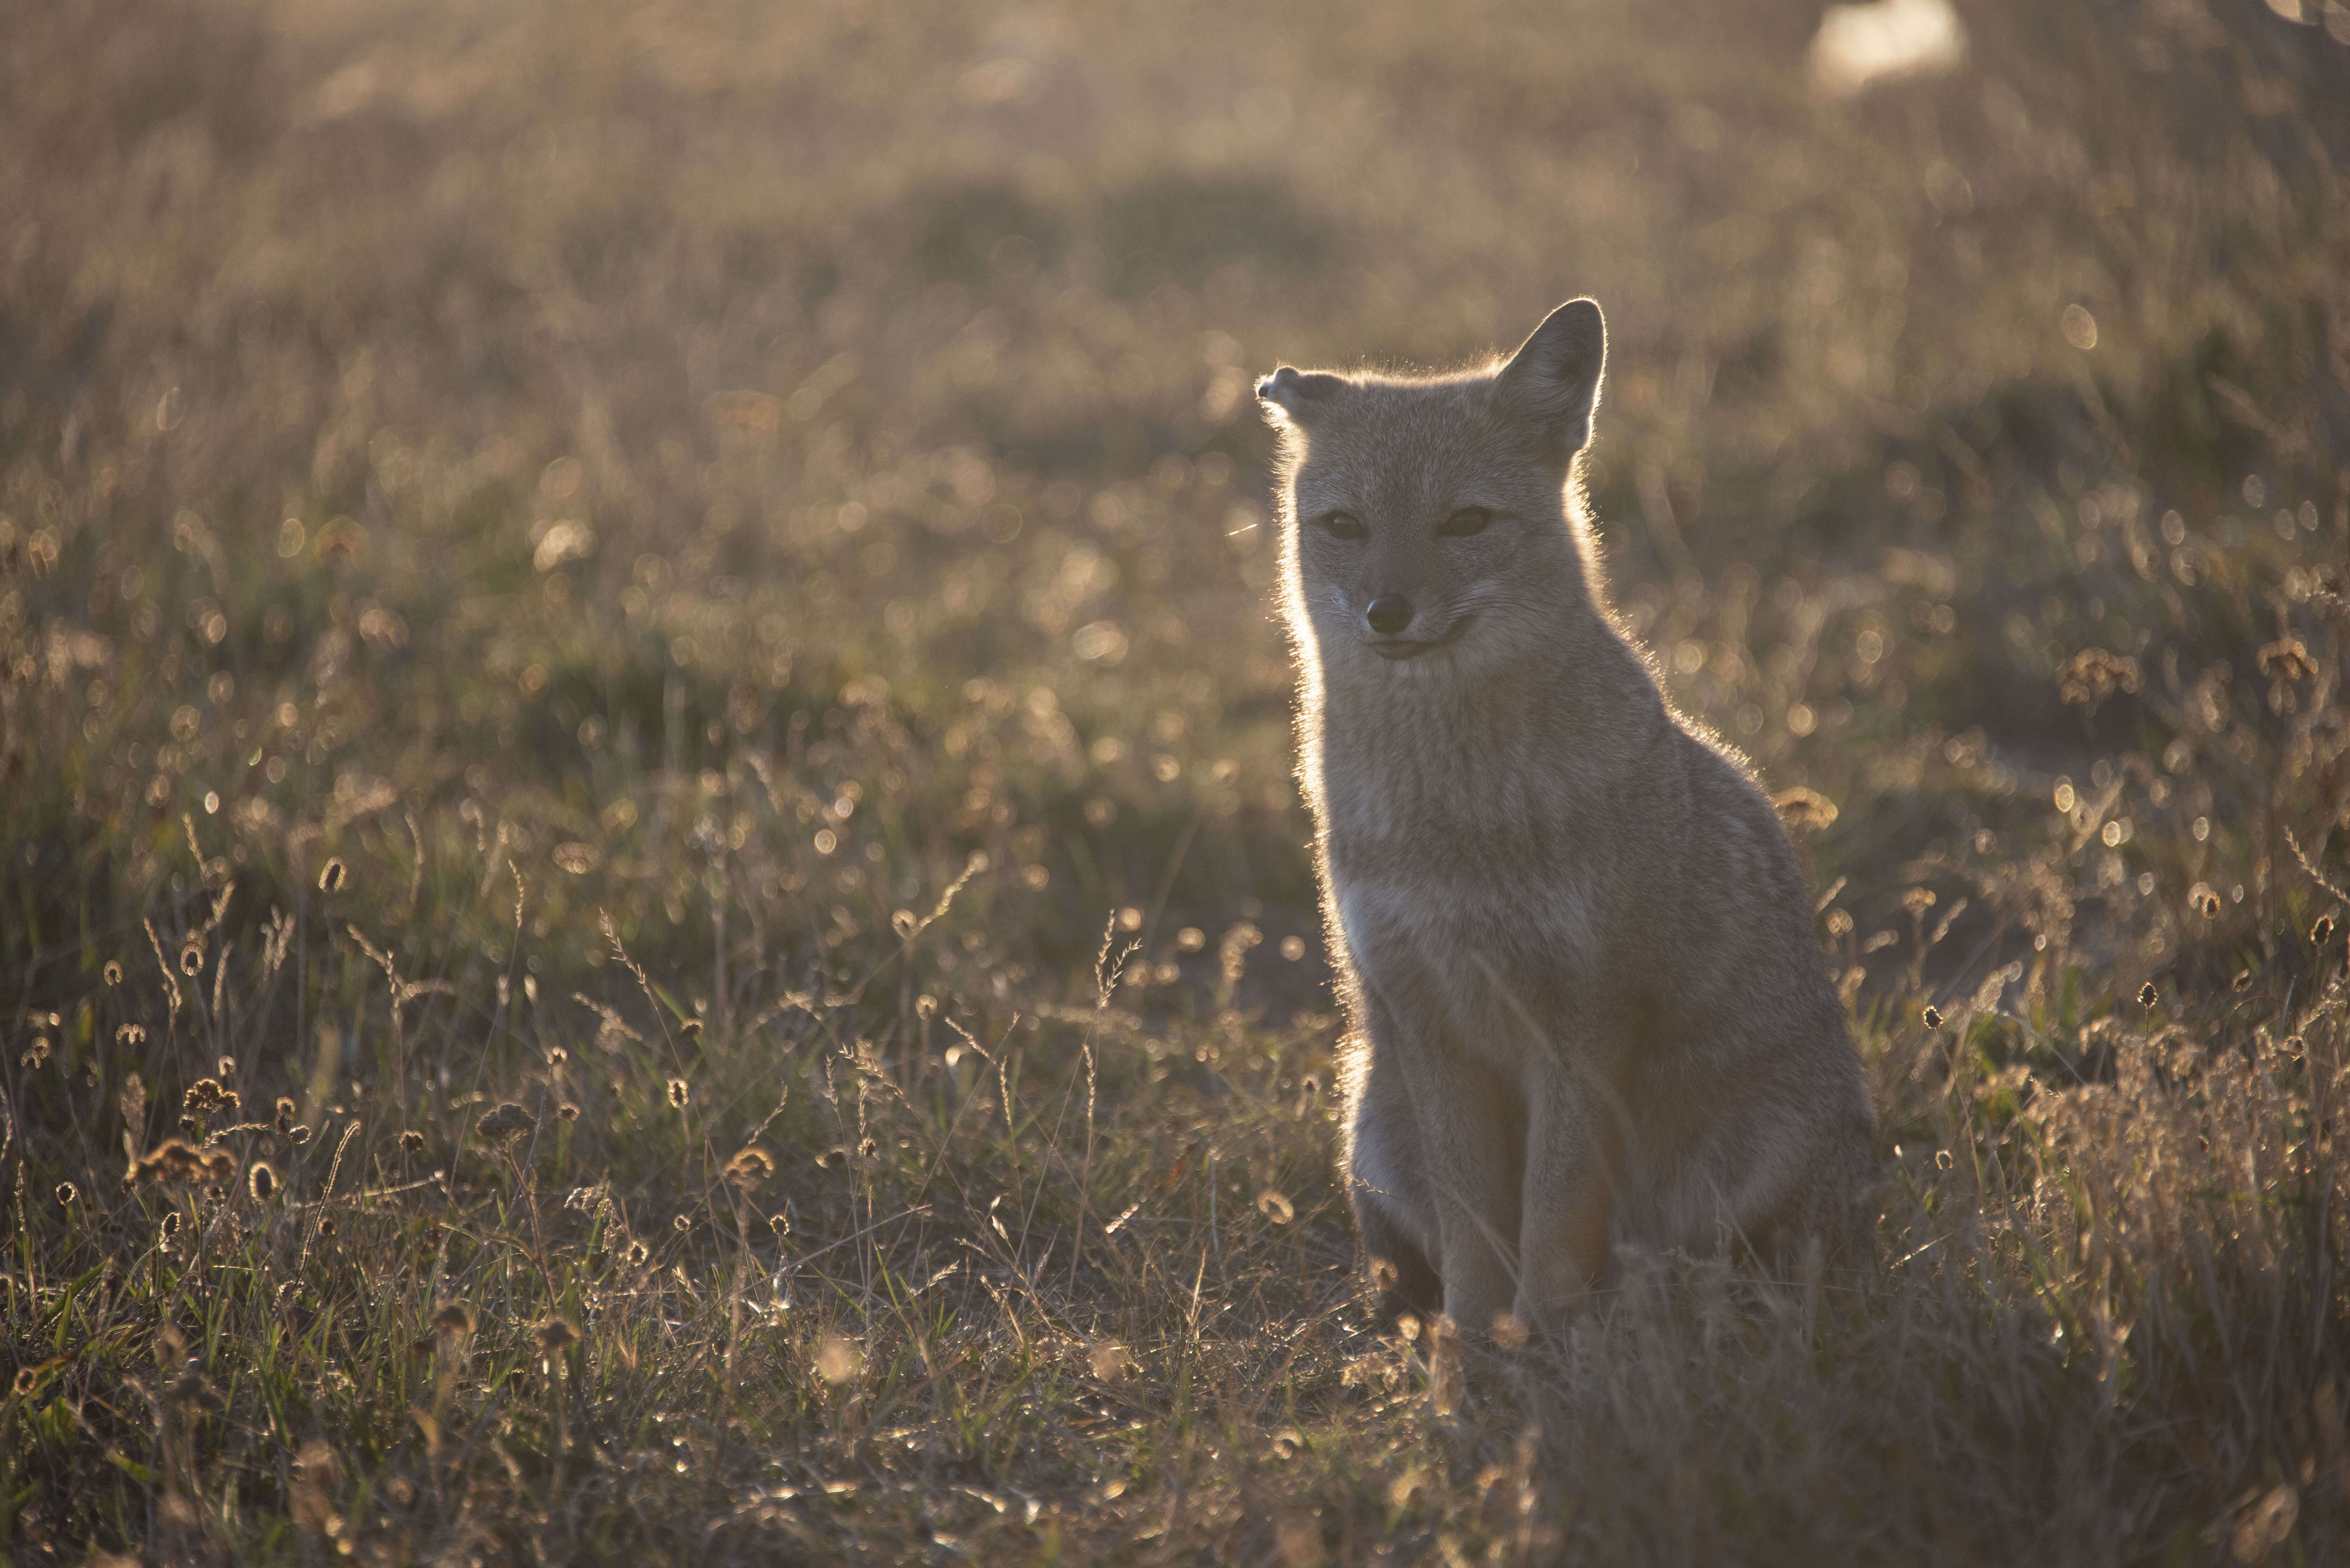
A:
[724,1147,775,1191]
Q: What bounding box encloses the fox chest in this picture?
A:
[1328,859,1603,1051]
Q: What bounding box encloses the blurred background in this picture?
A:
[3,0,2346,1005]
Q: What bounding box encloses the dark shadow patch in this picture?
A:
[918,185,1068,285]
[1101,176,1328,295]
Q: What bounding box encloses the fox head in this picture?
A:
[1258,299,1608,682]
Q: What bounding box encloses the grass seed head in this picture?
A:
[1922,1006,1943,1029]
[666,1078,689,1109]
[216,1056,235,1078]
[56,1182,75,1206]
[2140,981,2159,1007]
[398,1130,425,1153]
[102,960,122,986]
[317,858,346,893]
[625,1239,649,1266]
[274,1097,297,1132]
[247,1163,277,1202]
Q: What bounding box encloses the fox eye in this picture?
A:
[1319,512,1366,540]
[1438,507,1493,537]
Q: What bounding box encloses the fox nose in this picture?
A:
[1366,596,1414,636]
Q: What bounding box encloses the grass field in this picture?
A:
[4,0,2350,1560]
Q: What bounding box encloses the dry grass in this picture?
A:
[2,0,2348,1560]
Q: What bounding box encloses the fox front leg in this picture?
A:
[1388,1031,1522,1340]
[1512,1046,1634,1332]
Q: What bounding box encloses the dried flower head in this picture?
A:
[21,1037,49,1069]
[159,1211,184,1247]
[2198,892,2222,919]
[1255,1189,1295,1224]
[247,1163,277,1202]
[397,1129,426,1154]
[318,858,346,893]
[316,1215,338,1238]
[2139,982,2159,1007]
[55,1182,76,1206]
[2257,637,2317,683]
[2056,647,2141,706]
[11,1368,37,1397]
[474,1102,535,1142]
[2314,915,2337,946]
[768,1213,791,1237]
[134,1139,232,1188]
[2232,969,2255,993]
[432,1303,476,1336]
[118,1023,147,1046]
[666,1078,689,1109]
[672,1214,692,1232]
[533,1317,581,1353]
[1771,787,1839,834]
[724,1147,775,1191]
[216,1056,235,1078]
[625,1239,650,1267]
[179,942,203,977]
[556,1103,580,1123]
[103,961,123,987]
[275,1097,298,1133]
[184,1079,239,1117]
[857,1136,879,1163]
[546,1046,567,1067]
[680,1017,703,1036]
[1922,1006,1943,1030]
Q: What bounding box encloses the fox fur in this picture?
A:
[1258,299,1876,1338]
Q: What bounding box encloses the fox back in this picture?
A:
[1260,301,1875,1337]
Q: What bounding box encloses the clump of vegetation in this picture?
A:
[1,0,2346,1560]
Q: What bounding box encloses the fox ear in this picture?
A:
[1494,298,1606,459]
[1256,365,1346,426]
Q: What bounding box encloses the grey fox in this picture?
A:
[1258,300,1876,1339]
